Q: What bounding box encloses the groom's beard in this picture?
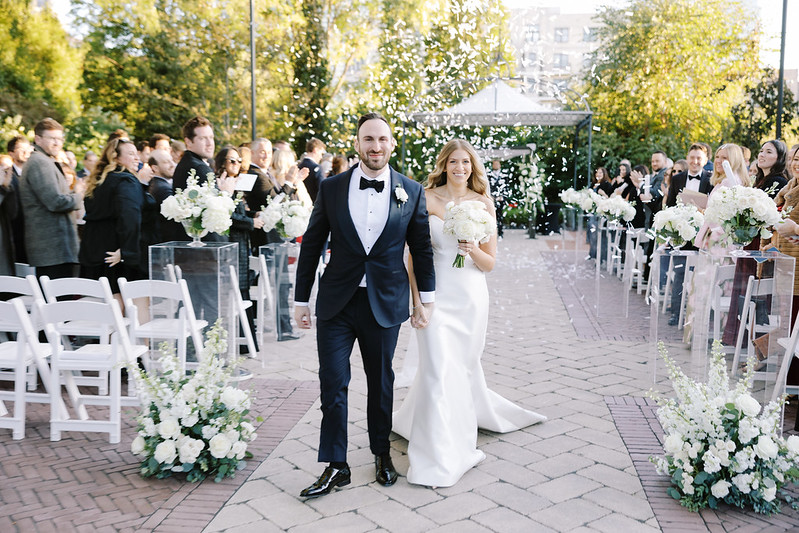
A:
[360,151,390,172]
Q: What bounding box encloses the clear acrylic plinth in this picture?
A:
[260,243,300,343]
[649,247,795,407]
[150,241,238,357]
[592,220,632,318]
[557,207,586,266]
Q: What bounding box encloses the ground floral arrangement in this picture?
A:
[651,342,799,515]
[128,322,258,482]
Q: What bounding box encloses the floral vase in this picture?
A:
[182,220,207,247]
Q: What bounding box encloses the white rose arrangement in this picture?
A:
[559,187,582,207]
[259,193,312,239]
[161,169,236,239]
[442,200,494,268]
[595,195,636,224]
[520,164,545,215]
[577,189,603,214]
[650,341,799,515]
[652,204,705,248]
[702,185,781,246]
[128,321,257,483]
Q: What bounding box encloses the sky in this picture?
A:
[49,0,797,69]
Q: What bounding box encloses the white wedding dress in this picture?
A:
[392,216,546,487]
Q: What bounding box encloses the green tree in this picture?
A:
[0,0,84,127]
[586,0,760,162]
[727,67,799,151]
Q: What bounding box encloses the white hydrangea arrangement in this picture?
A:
[651,342,799,515]
[128,322,257,483]
[161,169,236,239]
[595,195,636,223]
[259,193,312,239]
[442,200,494,268]
[652,204,705,247]
[703,185,781,246]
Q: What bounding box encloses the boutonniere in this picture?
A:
[394,184,408,207]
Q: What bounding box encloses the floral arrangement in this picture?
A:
[595,195,635,224]
[559,187,582,207]
[577,189,603,214]
[652,204,705,247]
[442,200,493,268]
[519,163,545,215]
[128,323,258,483]
[651,342,799,515]
[259,193,312,239]
[161,169,236,239]
[703,185,781,246]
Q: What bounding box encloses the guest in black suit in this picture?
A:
[243,138,274,251]
[294,113,435,498]
[79,137,143,298]
[6,135,31,263]
[665,143,713,325]
[298,137,326,204]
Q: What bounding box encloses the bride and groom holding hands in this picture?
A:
[293,113,545,498]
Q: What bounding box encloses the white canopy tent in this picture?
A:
[403,78,593,188]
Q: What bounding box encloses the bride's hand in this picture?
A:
[457,240,476,257]
[411,303,434,329]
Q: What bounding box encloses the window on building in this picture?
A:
[525,24,540,42]
[554,27,569,43]
[582,53,593,69]
[524,51,539,68]
[553,53,569,69]
[583,27,598,42]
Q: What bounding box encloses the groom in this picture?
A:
[294,113,435,498]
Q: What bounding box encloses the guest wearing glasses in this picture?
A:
[19,118,86,279]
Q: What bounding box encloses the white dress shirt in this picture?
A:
[685,174,702,192]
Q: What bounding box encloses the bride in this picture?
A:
[392,139,546,488]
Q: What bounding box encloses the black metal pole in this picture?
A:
[776,0,788,139]
[250,0,257,140]
[587,114,593,188]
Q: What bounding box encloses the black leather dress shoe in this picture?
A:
[375,454,398,486]
[299,465,351,498]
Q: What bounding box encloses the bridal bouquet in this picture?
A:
[703,186,781,246]
[650,342,799,515]
[652,205,705,247]
[128,322,258,483]
[259,193,312,239]
[161,169,236,240]
[442,200,493,268]
[595,195,635,224]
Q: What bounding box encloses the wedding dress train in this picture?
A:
[393,216,545,487]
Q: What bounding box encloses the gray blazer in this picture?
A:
[19,145,81,267]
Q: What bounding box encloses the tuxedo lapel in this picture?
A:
[368,169,402,257]
[338,168,366,255]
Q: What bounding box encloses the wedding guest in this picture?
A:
[271,149,312,208]
[622,164,649,228]
[170,140,185,164]
[0,158,17,275]
[20,118,85,279]
[6,135,31,263]
[149,133,171,152]
[772,144,799,327]
[331,155,348,176]
[298,137,326,203]
[752,139,789,198]
[77,150,98,179]
[696,144,750,249]
[79,137,144,304]
[592,167,613,197]
[611,163,631,193]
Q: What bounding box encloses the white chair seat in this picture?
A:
[0,342,37,367]
[136,317,208,338]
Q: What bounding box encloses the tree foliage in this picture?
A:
[586,0,760,162]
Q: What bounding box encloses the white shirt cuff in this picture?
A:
[294,301,309,307]
[419,291,435,304]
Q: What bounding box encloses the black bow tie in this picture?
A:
[688,175,701,181]
[360,177,384,192]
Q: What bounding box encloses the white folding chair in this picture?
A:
[732,275,776,377]
[0,274,46,392]
[250,255,274,354]
[709,264,736,345]
[118,278,205,373]
[42,299,145,443]
[0,299,54,439]
[228,265,257,359]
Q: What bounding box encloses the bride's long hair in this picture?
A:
[426,139,490,196]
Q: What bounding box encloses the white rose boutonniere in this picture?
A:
[395,184,408,207]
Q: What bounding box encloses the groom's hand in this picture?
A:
[295,306,312,329]
[412,303,434,329]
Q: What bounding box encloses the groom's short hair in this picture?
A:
[357,113,392,137]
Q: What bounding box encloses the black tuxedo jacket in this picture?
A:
[294,166,434,328]
[665,170,713,207]
[298,157,323,203]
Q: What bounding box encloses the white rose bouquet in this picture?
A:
[650,342,799,515]
[161,169,236,241]
[128,322,257,483]
[442,200,494,268]
[559,187,582,207]
[577,189,603,214]
[652,205,705,247]
[260,193,312,239]
[703,185,781,246]
[595,195,636,224]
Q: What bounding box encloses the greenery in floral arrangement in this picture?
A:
[160,169,236,238]
[128,322,258,483]
[650,342,799,515]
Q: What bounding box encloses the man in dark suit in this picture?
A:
[665,143,713,326]
[298,137,326,203]
[244,138,274,250]
[147,149,176,244]
[294,113,435,498]
[7,135,31,263]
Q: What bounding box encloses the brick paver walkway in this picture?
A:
[3,229,799,532]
